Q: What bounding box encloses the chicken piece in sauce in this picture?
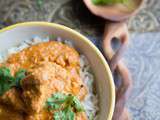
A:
[6,41,80,74]
[21,62,87,113]
[76,112,88,120]
[0,88,25,112]
[0,104,24,120]
[24,109,52,120]
[21,62,70,113]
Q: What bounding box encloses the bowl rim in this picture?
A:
[0,21,115,120]
[83,0,144,21]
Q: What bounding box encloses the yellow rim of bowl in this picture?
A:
[0,22,115,120]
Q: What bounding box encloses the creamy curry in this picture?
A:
[0,41,88,120]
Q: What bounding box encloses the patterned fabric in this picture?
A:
[125,33,160,120]
[128,0,160,32]
[0,0,159,32]
[0,0,160,119]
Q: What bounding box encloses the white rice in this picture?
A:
[0,36,99,120]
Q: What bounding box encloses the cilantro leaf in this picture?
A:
[54,111,65,120]
[46,93,85,120]
[89,112,94,120]
[72,96,84,112]
[65,107,75,120]
[46,93,67,110]
[15,69,26,87]
[0,67,15,95]
[0,66,26,96]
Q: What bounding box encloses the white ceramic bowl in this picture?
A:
[0,22,115,120]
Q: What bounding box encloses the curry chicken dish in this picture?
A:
[0,41,88,120]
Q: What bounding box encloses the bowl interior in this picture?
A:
[83,0,144,21]
[0,22,115,120]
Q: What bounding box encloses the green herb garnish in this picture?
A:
[15,69,26,87]
[0,67,14,96]
[89,112,94,120]
[46,93,85,120]
[0,66,26,95]
[92,0,129,5]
